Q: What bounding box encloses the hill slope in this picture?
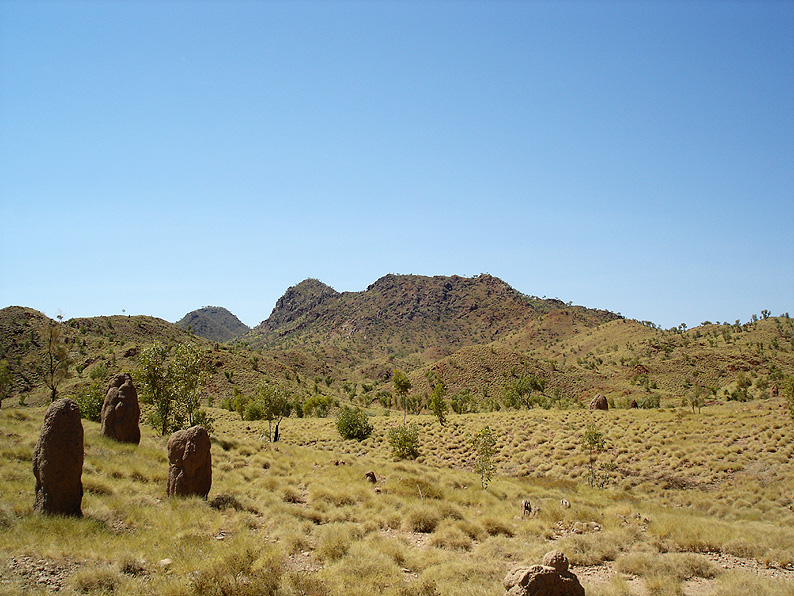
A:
[1,274,792,416]
[243,274,620,372]
[176,306,250,342]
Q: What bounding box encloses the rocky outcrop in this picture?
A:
[100,373,141,444]
[589,394,608,410]
[167,426,212,498]
[33,399,84,516]
[503,551,584,596]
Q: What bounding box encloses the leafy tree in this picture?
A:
[581,421,606,488]
[388,423,419,459]
[231,385,247,417]
[502,374,545,409]
[28,318,73,402]
[170,343,212,430]
[74,380,105,422]
[0,359,12,409]
[450,389,476,414]
[336,406,373,441]
[686,386,705,414]
[136,342,173,436]
[253,383,292,441]
[427,377,448,426]
[470,426,498,489]
[135,342,212,436]
[303,394,334,417]
[393,370,412,424]
[730,372,753,402]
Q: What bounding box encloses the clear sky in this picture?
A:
[1,1,792,330]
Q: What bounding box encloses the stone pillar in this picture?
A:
[33,399,84,516]
[100,372,141,444]
[167,426,212,498]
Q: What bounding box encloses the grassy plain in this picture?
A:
[2,399,794,596]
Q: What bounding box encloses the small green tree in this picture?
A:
[427,378,448,426]
[303,394,334,417]
[388,423,420,459]
[0,359,12,409]
[74,380,105,422]
[731,372,753,401]
[393,370,412,424]
[135,342,212,436]
[336,406,373,441]
[136,342,173,436]
[686,386,705,414]
[470,426,498,489]
[581,421,606,488]
[502,374,545,409]
[450,389,476,414]
[254,383,292,441]
[783,376,794,423]
[28,318,73,402]
[171,343,212,430]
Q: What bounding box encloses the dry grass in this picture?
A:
[1,399,793,595]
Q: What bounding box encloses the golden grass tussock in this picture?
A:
[703,571,794,596]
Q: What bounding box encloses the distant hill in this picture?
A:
[176,306,250,342]
[248,273,619,348]
[239,274,620,378]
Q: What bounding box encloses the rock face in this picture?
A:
[33,399,84,516]
[590,394,609,410]
[100,373,141,444]
[167,426,212,498]
[503,551,584,596]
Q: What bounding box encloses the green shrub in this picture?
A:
[244,400,266,421]
[336,406,373,441]
[637,394,660,409]
[74,380,105,422]
[388,423,419,459]
[303,394,334,417]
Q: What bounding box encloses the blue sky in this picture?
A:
[1,1,792,330]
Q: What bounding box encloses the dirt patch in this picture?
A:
[5,555,81,592]
[575,552,794,596]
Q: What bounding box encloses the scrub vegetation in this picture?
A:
[1,399,793,595]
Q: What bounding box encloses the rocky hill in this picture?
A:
[243,274,619,367]
[1,274,792,414]
[176,306,250,342]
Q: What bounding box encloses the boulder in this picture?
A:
[33,399,84,516]
[503,551,584,596]
[589,394,608,410]
[167,426,212,498]
[100,373,141,444]
[365,471,377,483]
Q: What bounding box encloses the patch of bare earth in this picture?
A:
[4,555,81,592]
[576,552,794,596]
